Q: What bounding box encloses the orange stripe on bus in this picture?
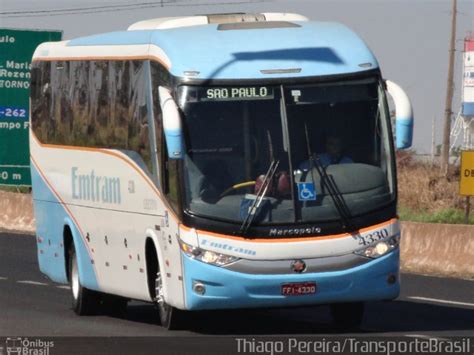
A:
[180,218,398,243]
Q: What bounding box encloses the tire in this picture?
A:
[330,302,365,330]
[69,244,100,315]
[155,270,184,330]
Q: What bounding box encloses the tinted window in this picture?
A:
[31,60,154,173]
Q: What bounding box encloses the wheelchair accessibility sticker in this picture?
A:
[297,182,316,201]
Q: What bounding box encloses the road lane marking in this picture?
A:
[17,280,49,286]
[0,276,7,280]
[408,296,474,308]
[56,285,70,290]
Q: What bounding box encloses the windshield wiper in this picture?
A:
[240,130,279,235]
[239,159,280,235]
[303,123,352,231]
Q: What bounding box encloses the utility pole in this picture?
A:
[441,0,457,176]
[431,116,436,166]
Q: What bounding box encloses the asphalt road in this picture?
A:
[1,231,473,352]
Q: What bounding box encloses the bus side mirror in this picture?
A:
[159,86,184,159]
[385,80,414,150]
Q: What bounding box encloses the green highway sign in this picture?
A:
[0,28,62,186]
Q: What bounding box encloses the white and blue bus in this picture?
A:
[30,13,413,329]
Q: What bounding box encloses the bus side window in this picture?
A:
[152,99,163,188]
[31,61,52,142]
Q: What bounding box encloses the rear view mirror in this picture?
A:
[159,87,184,159]
[386,80,414,150]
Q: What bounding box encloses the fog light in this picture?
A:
[193,282,206,295]
[387,274,397,284]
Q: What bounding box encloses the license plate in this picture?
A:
[281,282,317,296]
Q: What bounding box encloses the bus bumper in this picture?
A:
[182,249,400,310]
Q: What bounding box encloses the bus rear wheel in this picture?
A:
[69,244,100,315]
[330,302,365,330]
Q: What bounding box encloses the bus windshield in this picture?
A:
[177,78,395,226]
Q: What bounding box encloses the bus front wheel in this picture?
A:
[155,272,183,330]
[330,302,365,330]
[69,244,100,315]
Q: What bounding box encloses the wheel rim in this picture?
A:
[71,254,80,300]
[155,272,164,304]
[155,272,169,313]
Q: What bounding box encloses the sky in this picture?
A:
[0,0,473,153]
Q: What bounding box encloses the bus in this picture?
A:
[29,13,414,329]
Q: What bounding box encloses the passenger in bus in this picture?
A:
[299,135,353,170]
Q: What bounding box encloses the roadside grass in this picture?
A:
[397,151,473,225]
[0,185,30,193]
[399,206,474,225]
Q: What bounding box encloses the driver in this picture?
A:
[299,135,353,170]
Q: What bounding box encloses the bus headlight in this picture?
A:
[179,240,239,266]
[354,234,400,259]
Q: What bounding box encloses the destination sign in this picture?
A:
[200,86,274,101]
